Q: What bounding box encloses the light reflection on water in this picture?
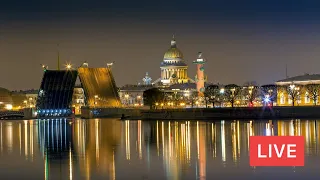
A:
[0,119,319,179]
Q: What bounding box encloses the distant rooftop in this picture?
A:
[119,84,155,91]
[277,74,320,82]
[167,82,213,90]
[12,89,38,94]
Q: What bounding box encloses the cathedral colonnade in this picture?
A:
[161,68,187,80]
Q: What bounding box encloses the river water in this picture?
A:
[0,119,319,180]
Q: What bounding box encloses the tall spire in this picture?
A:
[57,44,60,70]
[171,34,176,47]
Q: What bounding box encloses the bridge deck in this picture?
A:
[78,67,121,107]
[36,70,78,117]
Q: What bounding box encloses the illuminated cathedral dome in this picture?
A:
[163,36,184,60]
[159,35,190,86]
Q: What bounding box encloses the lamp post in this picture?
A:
[137,95,141,106]
[28,97,33,108]
[125,94,129,107]
[23,100,28,108]
[94,95,98,108]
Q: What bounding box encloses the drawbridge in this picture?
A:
[78,67,121,108]
[36,70,78,117]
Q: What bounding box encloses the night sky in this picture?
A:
[1,0,320,90]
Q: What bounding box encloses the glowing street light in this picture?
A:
[65,64,72,70]
[5,104,12,110]
[290,84,295,89]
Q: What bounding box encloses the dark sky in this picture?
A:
[1,0,320,90]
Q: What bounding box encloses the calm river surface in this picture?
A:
[0,119,319,180]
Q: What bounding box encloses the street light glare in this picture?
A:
[65,63,72,70]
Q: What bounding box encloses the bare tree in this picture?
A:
[243,86,260,106]
[306,84,320,105]
[204,84,221,108]
[283,84,300,106]
[188,91,198,108]
[224,84,241,108]
[261,84,277,106]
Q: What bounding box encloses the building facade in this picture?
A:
[118,85,152,107]
[72,85,85,114]
[276,74,320,106]
[153,36,193,86]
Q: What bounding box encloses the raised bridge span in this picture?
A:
[78,67,121,108]
[36,67,121,118]
[36,70,78,117]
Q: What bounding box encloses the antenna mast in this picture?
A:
[57,44,60,70]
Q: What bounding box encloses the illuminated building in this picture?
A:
[72,85,85,115]
[153,36,194,86]
[118,85,153,107]
[276,74,320,106]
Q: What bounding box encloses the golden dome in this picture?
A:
[163,36,184,59]
[164,47,183,59]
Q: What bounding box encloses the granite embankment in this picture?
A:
[81,106,320,120]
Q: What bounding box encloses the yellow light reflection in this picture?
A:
[125,120,130,160]
[211,123,216,158]
[19,123,21,155]
[231,122,237,162]
[168,121,171,158]
[69,145,73,180]
[237,121,240,157]
[198,122,206,180]
[156,121,159,156]
[197,121,200,159]
[0,122,2,154]
[221,120,226,162]
[138,120,142,159]
[95,119,99,164]
[111,150,116,180]
[185,121,191,162]
[30,121,34,161]
[7,122,13,153]
[162,121,165,158]
[24,120,28,159]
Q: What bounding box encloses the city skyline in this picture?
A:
[2,0,320,90]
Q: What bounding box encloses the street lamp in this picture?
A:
[124,94,129,106]
[137,95,141,105]
[94,95,98,107]
[290,84,295,90]
[65,63,72,70]
[23,100,28,108]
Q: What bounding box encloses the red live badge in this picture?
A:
[250,136,304,166]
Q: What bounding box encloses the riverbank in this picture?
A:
[81,106,320,120]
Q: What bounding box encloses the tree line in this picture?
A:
[142,83,320,109]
